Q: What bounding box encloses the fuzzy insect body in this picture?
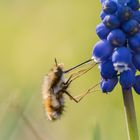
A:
[42,59,97,121]
[42,64,67,121]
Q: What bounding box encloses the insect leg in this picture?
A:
[75,89,101,99]
[65,75,73,85]
[62,90,78,103]
[74,82,101,102]
[62,82,100,103]
[63,70,87,87]
[62,64,98,103]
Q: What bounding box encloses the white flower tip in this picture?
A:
[113,62,130,73]
[92,56,101,63]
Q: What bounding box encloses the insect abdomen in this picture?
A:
[43,94,65,121]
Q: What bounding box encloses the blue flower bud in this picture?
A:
[100,77,118,93]
[129,32,140,53]
[133,53,140,71]
[129,63,137,74]
[117,6,133,21]
[92,40,113,62]
[102,0,117,14]
[100,11,107,20]
[116,0,130,6]
[122,19,139,35]
[100,0,106,4]
[103,15,120,29]
[99,59,117,79]
[133,75,140,95]
[120,70,136,89]
[112,47,132,72]
[133,11,140,23]
[107,29,126,46]
[96,23,111,39]
[127,0,140,10]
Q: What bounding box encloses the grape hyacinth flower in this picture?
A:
[99,59,117,79]
[133,53,140,71]
[127,0,140,10]
[129,32,140,52]
[120,69,136,89]
[92,40,113,62]
[92,0,140,139]
[117,5,133,22]
[100,77,118,93]
[103,15,120,29]
[107,29,126,46]
[133,10,140,23]
[112,47,132,72]
[130,63,137,74]
[96,23,111,39]
[102,0,117,14]
[100,10,107,20]
[122,19,139,35]
[133,75,140,95]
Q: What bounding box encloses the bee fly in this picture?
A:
[42,58,98,121]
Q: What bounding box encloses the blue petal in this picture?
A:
[102,0,117,14]
[133,53,140,71]
[99,59,118,79]
[100,77,118,93]
[100,11,107,20]
[117,5,133,22]
[127,0,140,10]
[133,11,140,23]
[129,63,137,74]
[129,33,140,53]
[96,23,111,39]
[120,70,136,89]
[103,15,120,29]
[116,0,130,5]
[122,19,139,35]
[100,0,106,4]
[112,47,132,72]
[92,40,113,62]
[107,29,126,47]
[100,0,130,5]
[133,75,140,95]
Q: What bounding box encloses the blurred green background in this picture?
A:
[0,0,140,140]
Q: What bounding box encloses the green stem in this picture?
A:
[122,88,139,140]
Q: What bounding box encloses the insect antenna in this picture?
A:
[70,63,97,82]
[64,58,94,73]
[54,58,58,66]
[64,63,97,87]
